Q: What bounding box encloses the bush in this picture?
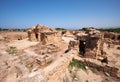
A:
[98,28,120,33]
[90,68,97,74]
[86,80,89,82]
[69,58,86,71]
[55,28,66,30]
[47,60,52,65]
[6,46,17,55]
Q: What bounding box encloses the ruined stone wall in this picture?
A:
[30,33,36,41]
[73,59,120,79]
[40,32,62,45]
[45,33,56,44]
[85,36,103,58]
[104,32,120,40]
[1,32,27,42]
[63,30,72,37]
[40,33,46,45]
[27,24,60,42]
[77,29,104,58]
[103,32,120,45]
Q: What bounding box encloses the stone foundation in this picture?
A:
[73,58,120,79]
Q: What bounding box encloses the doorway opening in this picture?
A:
[79,40,86,56]
[35,33,38,41]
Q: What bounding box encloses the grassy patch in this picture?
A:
[69,58,86,71]
[27,63,33,68]
[6,46,17,55]
[86,80,89,82]
[90,68,97,74]
[47,60,52,65]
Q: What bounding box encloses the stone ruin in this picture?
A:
[104,32,120,40]
[61,28,107,61]
[27,24,62,45]
[27,25,117,63]
[62,30,72,37]
[75,28,105,59]
[0,25,119,82]
[103,32,120,47]
[26,25,120,79]
[0,32,27,42]
[73,58,120,79]
[26,24,63,66]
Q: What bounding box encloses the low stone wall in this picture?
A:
[73,59,120,79]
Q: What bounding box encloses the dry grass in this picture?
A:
[6,46,18,55]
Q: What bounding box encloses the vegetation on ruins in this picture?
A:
[26,63,33,68]
[69,58,86,71]
[79,27,94,31]
[47,60,52,65]
[90,68,97,74]
[86,80,89,82]
[6,46,17,55]
[81,27,88,31]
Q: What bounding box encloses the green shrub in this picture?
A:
[86,80,89,82]
[6,46,17,55]
[27,63,33,68]
[98,28,120,33]
[69,58,86,71]
[47,60,52,65]
[56,28,66,30]
[90,68,97,74]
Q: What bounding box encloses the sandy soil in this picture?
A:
[0,31,120,82]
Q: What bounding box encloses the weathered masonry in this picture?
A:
[76,28,104,58]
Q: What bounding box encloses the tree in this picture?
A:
[55,28,66,30]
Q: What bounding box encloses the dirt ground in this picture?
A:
[0,31,120,82]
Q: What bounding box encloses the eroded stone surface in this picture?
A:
[0,26,120,82]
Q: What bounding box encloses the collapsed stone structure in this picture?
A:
[27,25,119,70]
[104,32,120,46]
[27,24,62,45]
[62,30,72,37]
[0,32,27,42]
[104,32,120,40]
[76,28,104,59]
[26,24,63,66]
[0,25,119,82]
[27,25,116,61]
